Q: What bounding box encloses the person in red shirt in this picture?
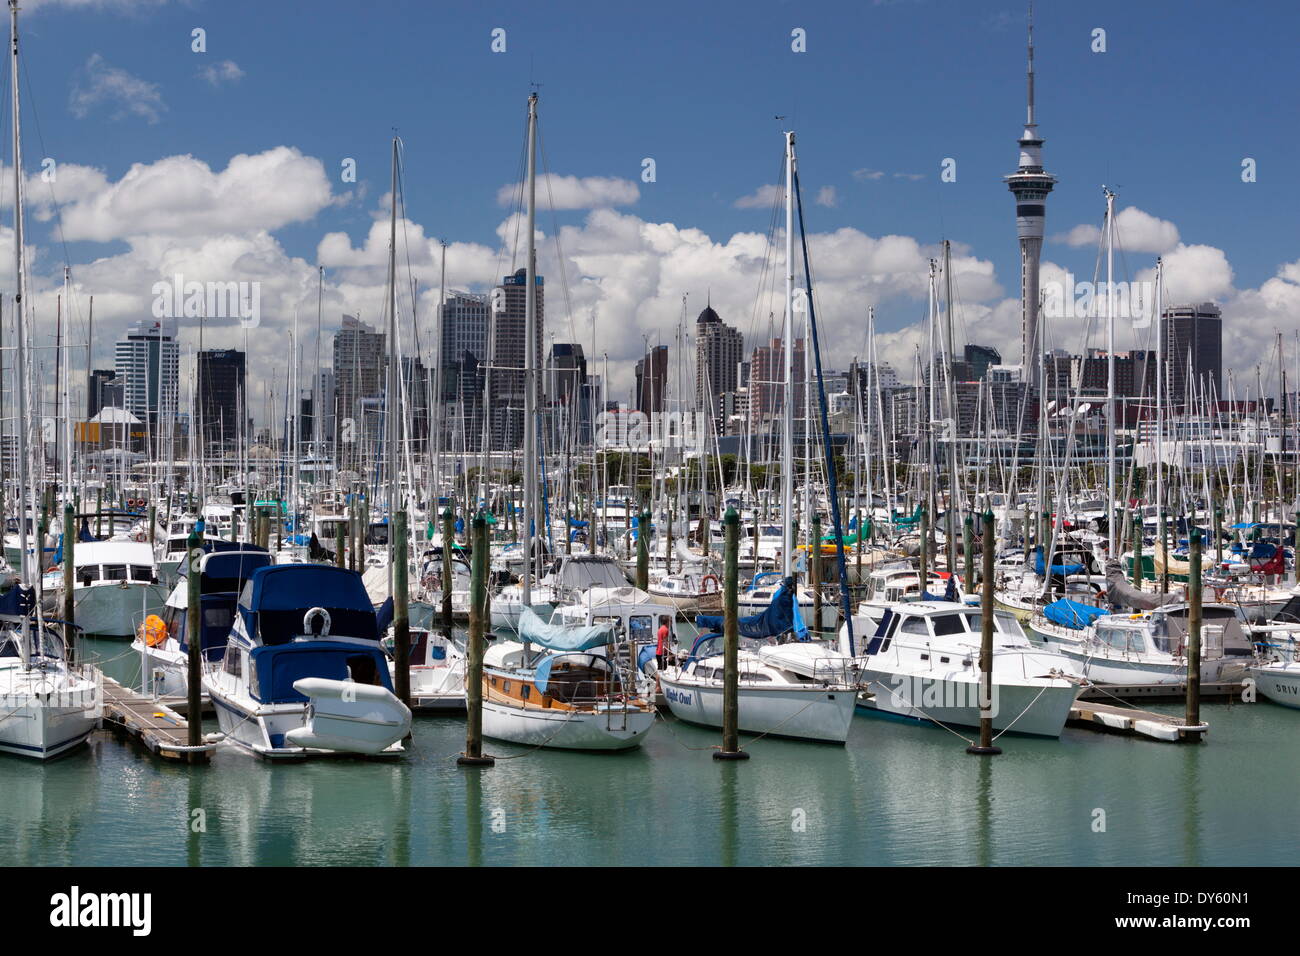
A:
[655,616,671,667]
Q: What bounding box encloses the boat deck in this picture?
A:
[101,676,210,762]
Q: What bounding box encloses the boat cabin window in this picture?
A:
[900,617,929,636]
[629,615,654,645]
[994,612,1026,639]
[931,614,966,636]
[1097,626,1145,654]
[129,564,155,583]
[885,587,904,603]
[739,671,771,682]
[347,654,381,685]
[77,566,99,585]
[224,646,242,678]
[103,564,128,582]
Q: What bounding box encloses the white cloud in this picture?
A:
[1053,205,1180,255]
[815,186,838,208]
[198,60,245,87]
[495,174,638,210]
[57,147,337,242]
[733,184,782,209]
[69,54,166,124]
[852,168,885,181]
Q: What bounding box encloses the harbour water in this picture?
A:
[1,636,1294,867]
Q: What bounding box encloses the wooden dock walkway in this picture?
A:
[101,676,211,762]
[1067,700,1207,742]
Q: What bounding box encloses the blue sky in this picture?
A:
[12,0,1300,401]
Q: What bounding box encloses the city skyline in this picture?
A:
[5,0,1297,422]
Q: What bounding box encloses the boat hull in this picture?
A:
[1250,663,1300,708]
[857,669,1078,738]
[656,672,856,743]
[481,697,654,750]
[0,664,100,759]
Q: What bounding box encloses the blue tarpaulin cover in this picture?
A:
[1043,598,1106,630]
[695,576,801,640]
[518,605,613,652]
[1034,547,1085,577]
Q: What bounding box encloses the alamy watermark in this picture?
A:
[151,273,261,328]
[595,404,707,454]
[1042,273,1154,328]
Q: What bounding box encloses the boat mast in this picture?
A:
[1104,187,1117,555]
[9,0,33,667]
[386,136,400,577]
[1154,257,1164,526]
[521,90,539,608]
[781,130,795,578]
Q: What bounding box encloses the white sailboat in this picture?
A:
[0,0,101,759]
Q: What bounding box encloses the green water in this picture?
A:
[1,637,1295,866]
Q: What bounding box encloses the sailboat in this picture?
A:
[0,0,102,759]
[657,131,860,744]
[475,92,656,751]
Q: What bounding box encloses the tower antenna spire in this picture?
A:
[1026,2,1036,129]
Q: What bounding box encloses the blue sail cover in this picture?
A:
[518,605,614,652]
[1034,547,1085,576]
[695,576,799,640]
[1043,598,1106,630]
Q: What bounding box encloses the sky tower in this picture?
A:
[1005,5,1056,386]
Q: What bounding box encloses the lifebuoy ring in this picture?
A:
[133,529,147,542]
[701,574,720,593]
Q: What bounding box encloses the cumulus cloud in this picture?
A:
[57,147,336,241]
[198,60,245,87]
[495,174,638,210]
[9,144,1297,418]
[815,186,838,208]
[733,184,783,209]
[1053,205,1180,255]
[69,54,166,124]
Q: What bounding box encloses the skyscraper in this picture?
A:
[1004,10,1055,384]
[437,291,490,452]
[634,345,668,414]
[547,342,590,446]
[695,303,744,417]
[1161,303,1223,403]
[332,314,385,454]
[114,319,179,427]
[196,349,245,450]
[489,268,544,449]
[748,337,806,424]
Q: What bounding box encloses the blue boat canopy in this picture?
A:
[1043,598,1106,630]
[238,565,380,646]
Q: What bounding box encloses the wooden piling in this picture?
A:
[392,510,410,708]
[714,507,748,761]
[441,507,455,639]
[458,515,494,766]
[1185,527,1204,741]
[967,510,1002,756]
[185,529,203,756]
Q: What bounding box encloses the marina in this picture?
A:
[0,0,1293,887]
